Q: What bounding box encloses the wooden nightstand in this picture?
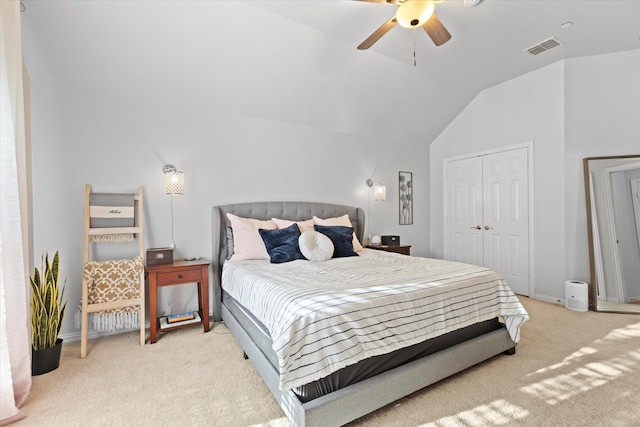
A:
[366,244,412,256]
[147,259,210,344]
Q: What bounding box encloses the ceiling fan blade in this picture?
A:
[358,17,397,50]
[423,14,451,46]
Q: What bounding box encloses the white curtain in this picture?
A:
[0,0,32,424]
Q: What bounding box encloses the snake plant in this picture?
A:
[31,252,67,350]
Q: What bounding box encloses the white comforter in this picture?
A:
[222,250,529,390]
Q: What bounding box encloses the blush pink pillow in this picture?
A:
[312,214,365,252]
[227,213,277,261]
[272,218,316,233]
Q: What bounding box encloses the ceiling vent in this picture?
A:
[524,37,562,55]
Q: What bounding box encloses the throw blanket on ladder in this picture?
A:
[89,193,135,242]
[74,257,144,331]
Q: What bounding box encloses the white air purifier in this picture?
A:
[565,280,588,312]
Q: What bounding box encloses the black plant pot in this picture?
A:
[32,338,63,376]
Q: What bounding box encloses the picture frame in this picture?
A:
[399,171,413,225]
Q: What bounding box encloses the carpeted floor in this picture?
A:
[17,297,640,426]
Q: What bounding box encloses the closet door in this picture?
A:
[444,148,530,296]
[482,148,529,295]
[444,156,484,266]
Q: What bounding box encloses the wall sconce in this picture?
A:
[373,183,386,201]
[367,179,386,201]
[366,179,386,245]
[163,164,184,195]
[163,164,184,248]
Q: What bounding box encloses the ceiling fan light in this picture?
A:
[463,0,482,7]
[396,0,435,29]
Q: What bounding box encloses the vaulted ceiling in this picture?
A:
[20,0,640,143]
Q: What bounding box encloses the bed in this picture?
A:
[212,201,528,427]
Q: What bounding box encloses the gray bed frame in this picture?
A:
[212,201,516,427]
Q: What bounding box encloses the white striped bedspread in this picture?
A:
[222,249,529,391]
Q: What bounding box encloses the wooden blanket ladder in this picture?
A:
[81,184,145,358]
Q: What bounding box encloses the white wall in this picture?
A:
[21,2,431,339]
[431,49,640,302]
[563,49,640,283]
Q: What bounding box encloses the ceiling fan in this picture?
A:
[357,0,452,50]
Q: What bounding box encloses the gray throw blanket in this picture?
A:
[89,193,135,242]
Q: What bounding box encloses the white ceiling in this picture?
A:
[20,0,640,143]
[251,0,640,88]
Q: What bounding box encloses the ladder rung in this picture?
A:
[84,298,143,312]
[88,227,141,235]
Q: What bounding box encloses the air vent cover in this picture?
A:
[524,37,562,55]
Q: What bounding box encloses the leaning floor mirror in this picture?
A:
[584,155,640,313]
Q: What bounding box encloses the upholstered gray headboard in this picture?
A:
[211,201,365,321]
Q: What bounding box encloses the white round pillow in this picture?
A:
[298,230,334,262]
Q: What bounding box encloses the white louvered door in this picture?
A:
[444,147,530,296]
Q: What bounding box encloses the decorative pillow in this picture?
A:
[313,214,365,252]
[258,223,305,264]
[226,213,277,261]
[272,217,316,233]
[298,230,334,262]
[314,225,359,258]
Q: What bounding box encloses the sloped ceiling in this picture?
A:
[20,0,640,144]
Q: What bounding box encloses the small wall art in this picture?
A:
[399,171,413,225]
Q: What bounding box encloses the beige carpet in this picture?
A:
[17,298,640,426]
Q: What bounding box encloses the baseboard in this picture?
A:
[60,322,150,343]
[531,293,565,306]
[60,310,214,343]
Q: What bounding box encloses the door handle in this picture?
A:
[484,225,493,230]
[471,225,481,230]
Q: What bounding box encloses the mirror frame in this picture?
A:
[583,155,640,313]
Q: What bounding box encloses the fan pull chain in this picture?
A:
[413,29,417,67]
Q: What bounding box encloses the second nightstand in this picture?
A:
[366,244,411,256]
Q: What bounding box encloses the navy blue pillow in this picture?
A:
[314,225,358,258]
[258,223,305,264]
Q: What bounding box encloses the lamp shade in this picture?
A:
[374,183,386,201]
[396,0,435,29]
[165,169,184,195]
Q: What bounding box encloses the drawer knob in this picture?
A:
[178,274,183,279]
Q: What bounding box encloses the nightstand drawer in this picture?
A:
[156,269,202,285]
